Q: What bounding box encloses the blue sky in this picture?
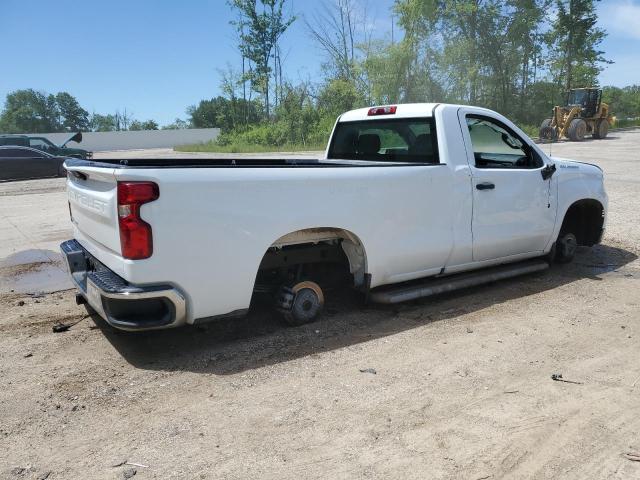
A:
[1,0,638,126]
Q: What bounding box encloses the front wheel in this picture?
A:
[568,118,587,141]
[539,119,558,142]
[555,232,578,263]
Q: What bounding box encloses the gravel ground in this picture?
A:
[1,131,640,479]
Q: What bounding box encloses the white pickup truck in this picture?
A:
[61,103,607,331]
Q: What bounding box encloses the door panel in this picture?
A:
[457,109,556,262]
[471,168,555,260]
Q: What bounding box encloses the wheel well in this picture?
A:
[254,228,368,293]
[560,199,604,246]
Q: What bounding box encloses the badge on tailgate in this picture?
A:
[68,190,109,216]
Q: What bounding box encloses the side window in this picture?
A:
[466,116,541,169]
[29,139,51,151]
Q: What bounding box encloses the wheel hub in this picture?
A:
[560,234,577,257]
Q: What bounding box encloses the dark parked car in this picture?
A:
[0,146,67,182]
[0,132,92,159]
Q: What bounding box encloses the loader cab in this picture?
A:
[566,88,601,118]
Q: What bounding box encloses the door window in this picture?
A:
[466,116,541,169]
[29,138,53,151]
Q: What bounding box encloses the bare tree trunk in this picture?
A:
[564,0,574,93]
[241,21,247,126]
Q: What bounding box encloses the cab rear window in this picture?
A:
[327,117,439,163]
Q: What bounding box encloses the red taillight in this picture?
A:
[117,181,159,260]
[368,105,397,116]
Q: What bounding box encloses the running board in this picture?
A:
[370,259,549,304]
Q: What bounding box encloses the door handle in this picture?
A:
[476,182,495,191]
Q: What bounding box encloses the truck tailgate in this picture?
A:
[66,165,122,255]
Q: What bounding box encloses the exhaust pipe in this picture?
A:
[370,260,549,304]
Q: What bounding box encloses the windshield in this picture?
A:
[327,118,439,163]
[567,90,588,106]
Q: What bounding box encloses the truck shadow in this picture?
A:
[95,242,637,375]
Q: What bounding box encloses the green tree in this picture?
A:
[55,92,90,131]
[162,118,190,130]
[0,89,60,133]
[229,0,295,117]
[188,96,262,131]
[129,119,159,131]
[547,0,608,95]
[90,113,117,132]
[602,85,640,119]
[317,78,363,119]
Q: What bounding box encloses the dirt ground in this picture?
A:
[2,132,640,479]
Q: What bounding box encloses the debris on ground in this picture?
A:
[52,323,71,333]
[37,471,51,480]
[122,467,137,479]
[551,373,583,385]
[359,368,377,375]
[23,353,33,358]
[17,300,25,307]
[52,315,90,333]
[111,460,149,469]
[623,452,640,462]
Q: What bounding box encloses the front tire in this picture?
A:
[568,119,587,141]
[555,232,578,263]
[539,119,557,141]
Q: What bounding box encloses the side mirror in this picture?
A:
[541,163,556,180]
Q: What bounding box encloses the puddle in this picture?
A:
[0,249,73,294]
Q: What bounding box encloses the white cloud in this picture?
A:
[599,0,640,40]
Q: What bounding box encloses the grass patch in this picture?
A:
[175,141,325,154]
[613,118,640,129]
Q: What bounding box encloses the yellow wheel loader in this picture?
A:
[539,88,614,142]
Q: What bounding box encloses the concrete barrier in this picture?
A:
[37,128,220,152]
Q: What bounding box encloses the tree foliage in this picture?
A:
[55,92,90,131]
[129,119,160,131]
[229,0,295,117]
[206,0,637,150]
[2,0,638,146]
[547,0,608,94]
[188,96,262,132]
[0,89,60,133]
[0,89,178,133]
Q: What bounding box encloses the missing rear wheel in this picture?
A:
[277,281,325,326]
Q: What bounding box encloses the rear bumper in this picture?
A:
[60,239,186,331]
